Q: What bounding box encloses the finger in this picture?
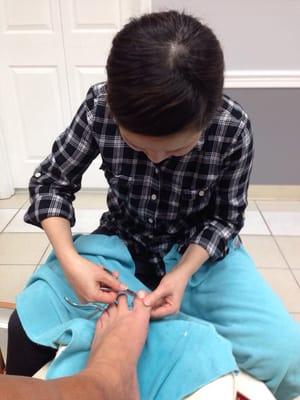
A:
[98,270,127,292]
[111,271,120,279]
[150,304,174,319]
[93,290,118,304]
[153,298,165,310]
[143,287,167,307]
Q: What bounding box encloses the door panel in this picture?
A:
[0,0,70,188]
[0,0,151,189]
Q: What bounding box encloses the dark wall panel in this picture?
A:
[224,89,300,184]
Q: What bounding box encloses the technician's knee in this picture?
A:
[266,322,300,397]
[240,320,300,393]
[273,323,300,400]
[277,323,300,367]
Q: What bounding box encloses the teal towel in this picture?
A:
[16,234,239,400]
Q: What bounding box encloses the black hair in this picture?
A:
[106,9,224,137]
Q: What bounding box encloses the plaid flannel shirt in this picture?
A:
[24,81,254,277]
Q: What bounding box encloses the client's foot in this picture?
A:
[84,295,151,400]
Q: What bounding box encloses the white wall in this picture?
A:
[152,1,300,184]
[153,0,300,88]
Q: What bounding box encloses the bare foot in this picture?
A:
[84,295,151,400]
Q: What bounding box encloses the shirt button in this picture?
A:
[198,190,205,197]
[34,172,41,178]
[151,194,157,200]
[155,168,159,174]
[148,218,153,224]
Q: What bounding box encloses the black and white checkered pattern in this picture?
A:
[24,81,254,277]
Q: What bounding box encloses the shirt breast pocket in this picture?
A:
[100,162,133,198]
[180,185,211,215]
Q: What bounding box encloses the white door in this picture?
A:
[0,0,70,190]
[0,0,151,192]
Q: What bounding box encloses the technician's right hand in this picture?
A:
[62,254,127,304]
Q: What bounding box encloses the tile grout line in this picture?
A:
[0,263,41,266]
[0,209,22,233]
[272,236,300,290]
[20,197,29,209]
[35,245,51,271]
[255,201,300,290]
[248,201,300,291]
[0,197,28,233]
[254,200,272,235]
[270,235,292,269]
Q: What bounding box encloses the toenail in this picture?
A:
[144,299,151,306]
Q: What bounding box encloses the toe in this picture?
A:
[106,302,118,319]
[99,307,110,327]
[95,316,103,333]
[133,297,151,318]
[117,293,129,312]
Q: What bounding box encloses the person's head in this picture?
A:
[106,9,224,163]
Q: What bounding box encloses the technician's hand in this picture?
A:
[139,268,189,318]
[62,254,127,304]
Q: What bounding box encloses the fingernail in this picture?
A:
[120,284,128,290]
[137,290,146,299]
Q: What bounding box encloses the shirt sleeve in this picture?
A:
[187,116,254,261]
[23,85,100,229]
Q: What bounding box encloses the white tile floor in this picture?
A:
[0,192,300,397]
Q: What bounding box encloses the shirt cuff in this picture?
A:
[180,223,235,261]
[23,194,75,229]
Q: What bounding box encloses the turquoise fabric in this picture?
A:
[16,234,300,400]
[179,238,300,400]
[16,234,239,400]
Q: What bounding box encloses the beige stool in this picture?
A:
[185,371,276,400]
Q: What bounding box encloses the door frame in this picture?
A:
[0,118,14,199]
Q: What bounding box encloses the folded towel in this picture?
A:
[16,233,239,400]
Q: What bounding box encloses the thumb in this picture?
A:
[142,286,167,307]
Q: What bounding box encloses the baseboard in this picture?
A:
[13,185,300,200]
[248,185,300,200]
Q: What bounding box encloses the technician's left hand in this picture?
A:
[138,268,189,318]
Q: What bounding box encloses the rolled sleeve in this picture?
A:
[188,116,254,260]
[24,85,100,229]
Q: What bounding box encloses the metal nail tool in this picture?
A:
[64,296,108,318]
[100,268,138,298]
[63,268,137,318]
